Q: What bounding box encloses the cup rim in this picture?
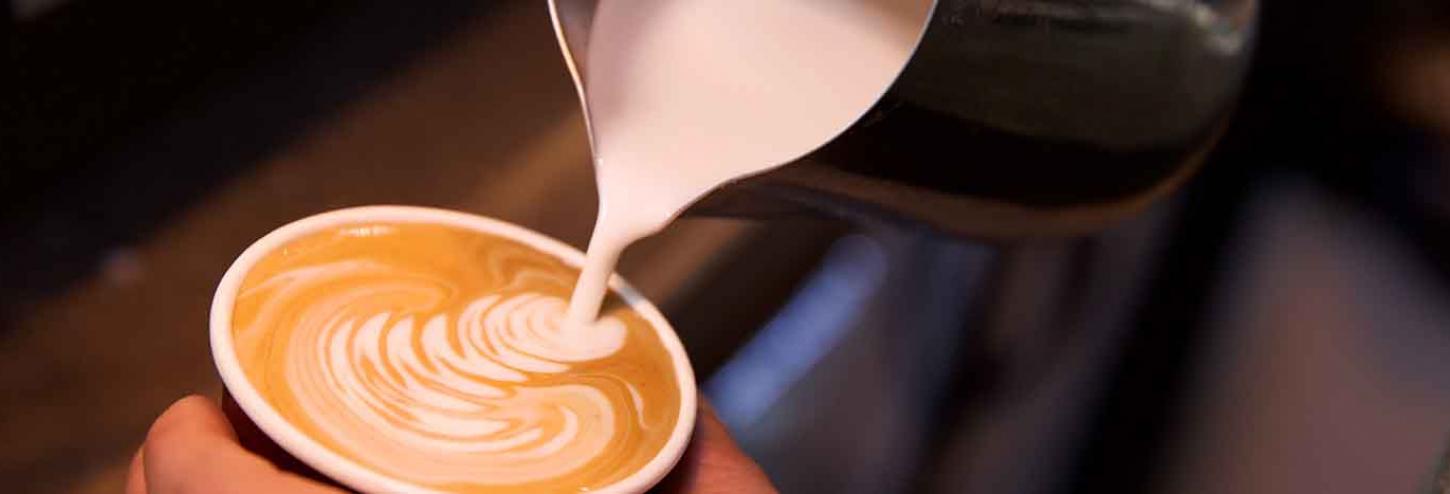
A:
[210,205,698,494]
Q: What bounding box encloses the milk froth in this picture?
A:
[562,0,933,323]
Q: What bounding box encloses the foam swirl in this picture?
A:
[231,223,679,493]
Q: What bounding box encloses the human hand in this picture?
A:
[127,395,775,494]
[651,401,778,494]
[126,395,342,494]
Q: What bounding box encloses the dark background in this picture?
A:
[2,1,1448,493]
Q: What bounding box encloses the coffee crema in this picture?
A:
[231,222,681,493]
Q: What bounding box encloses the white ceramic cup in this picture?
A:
[210,205,698,494]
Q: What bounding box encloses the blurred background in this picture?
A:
[2,1,1449,493]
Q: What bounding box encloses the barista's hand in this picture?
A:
[127,395,776,494]
[126,396,342,494]
[654,401,778,494]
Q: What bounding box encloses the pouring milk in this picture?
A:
[550,0,933,324]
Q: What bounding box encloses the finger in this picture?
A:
[142,395,342,494]
[655,399,777,494]
[125,448,146,494]
[222,392,342,488]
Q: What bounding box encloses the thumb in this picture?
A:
[138,395,343,494]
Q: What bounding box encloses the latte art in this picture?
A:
[232,223,681,493]
[296,292,623,483]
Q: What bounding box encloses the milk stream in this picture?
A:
[561,0,932,325]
